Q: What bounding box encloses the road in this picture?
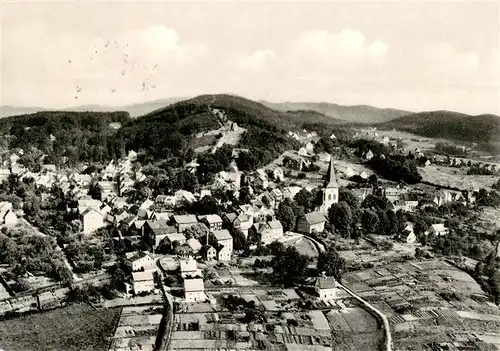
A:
[339,283,392,351]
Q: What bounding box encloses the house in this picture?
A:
[0,202,17,226]
[254,170,269,189]
[384,187,401,202]
[173,215,198,232]
[400,223,416,244]
[268,164,285,182]
[180,258,202,279]
[98,181,115,200]
[201,214,223,231]
[364,150,374,161]
[297,212,327,234]
[164,233,187,249]
[132,271,155,294]
[184,278,205,302]
[253,220,284,246]
[187,238,202,254]
[215,171,242,190]
[305,141,315,154]
[175,190,196,204]
[140,199,154,210]
[342,166,356,178]
[351,187,372,203]
[200,245,217,262]
[222,212,253,238]
[78,198,102,214]
[126,252,155,272]
[212,229,233,261]
[143,220,176,247]
[298,147,309,157]
[433,190,453,207]
[425,223,449,237]
[156,195,168,205]
[81,208,105,234]
[271,188,284,204]
[394,193,419,212]
[282,186,302,200]
[199,189,212,199]
[315,274,336,300]
[281,151,310,171]
[119,215,137,234]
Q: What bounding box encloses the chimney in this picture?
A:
[321,271,326,278]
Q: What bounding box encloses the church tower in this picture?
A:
[320,156,339,213]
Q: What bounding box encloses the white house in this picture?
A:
[364,150,374,161]
[212,229,233,261]
[81,208,105,234]
[180,258,202,279]
[400,223,416,244]
[184,278,205,302]
[126,252,155,272]
[315,274,336,300]
[305,141,315,154]
[433,191,453,207]
[256,220,284,246]
[426,223,449,237]
[297,212,327,234]
[132,271,155,294]
[201,214,223,231]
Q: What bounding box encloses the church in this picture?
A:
[320,156,339,213]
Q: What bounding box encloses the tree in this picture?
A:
[276,201,297,232]
[294,189,313,211]
[233,229,249,251]
[317,245,346,281]
[328,202,353,237]
[272,246,310,286]
[339,188,359,210]
[361,209,379,234]
[239,186,252,204]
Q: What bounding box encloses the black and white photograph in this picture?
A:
[1,1,499,350]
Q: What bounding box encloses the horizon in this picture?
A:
[5,93,500,118]
[2,1,500,115]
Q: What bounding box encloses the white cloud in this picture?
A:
[368,40,388,59]
[295,29,387,61]
[238,49,276,70]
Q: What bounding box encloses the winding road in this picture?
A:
[301,233,392,351]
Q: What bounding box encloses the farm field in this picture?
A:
[0,304,121,351]
[420,165,498,190]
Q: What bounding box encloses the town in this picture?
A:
[0,97,499,351]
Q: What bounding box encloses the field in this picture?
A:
[342,259,500,350]
[420,164,498,190]
[0,304,121,351]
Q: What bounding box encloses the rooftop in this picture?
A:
[132,271,154,282]
[304,212,327,225]
[174,214,198,224]
[212,229,232,241]
[184,278,204,292]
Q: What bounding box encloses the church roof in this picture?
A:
[324,156,338,188]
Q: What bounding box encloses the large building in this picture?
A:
[320,157,339,214]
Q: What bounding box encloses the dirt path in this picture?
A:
[339,283,392,351]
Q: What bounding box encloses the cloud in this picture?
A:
[430,42,479,71]
[368,40,388,59]
[295,29,388,61]
[238,49,276,70]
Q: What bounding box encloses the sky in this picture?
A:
[1,1,500,115]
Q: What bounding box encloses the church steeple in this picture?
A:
[324,156,338,189]
[320,155,339,213]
